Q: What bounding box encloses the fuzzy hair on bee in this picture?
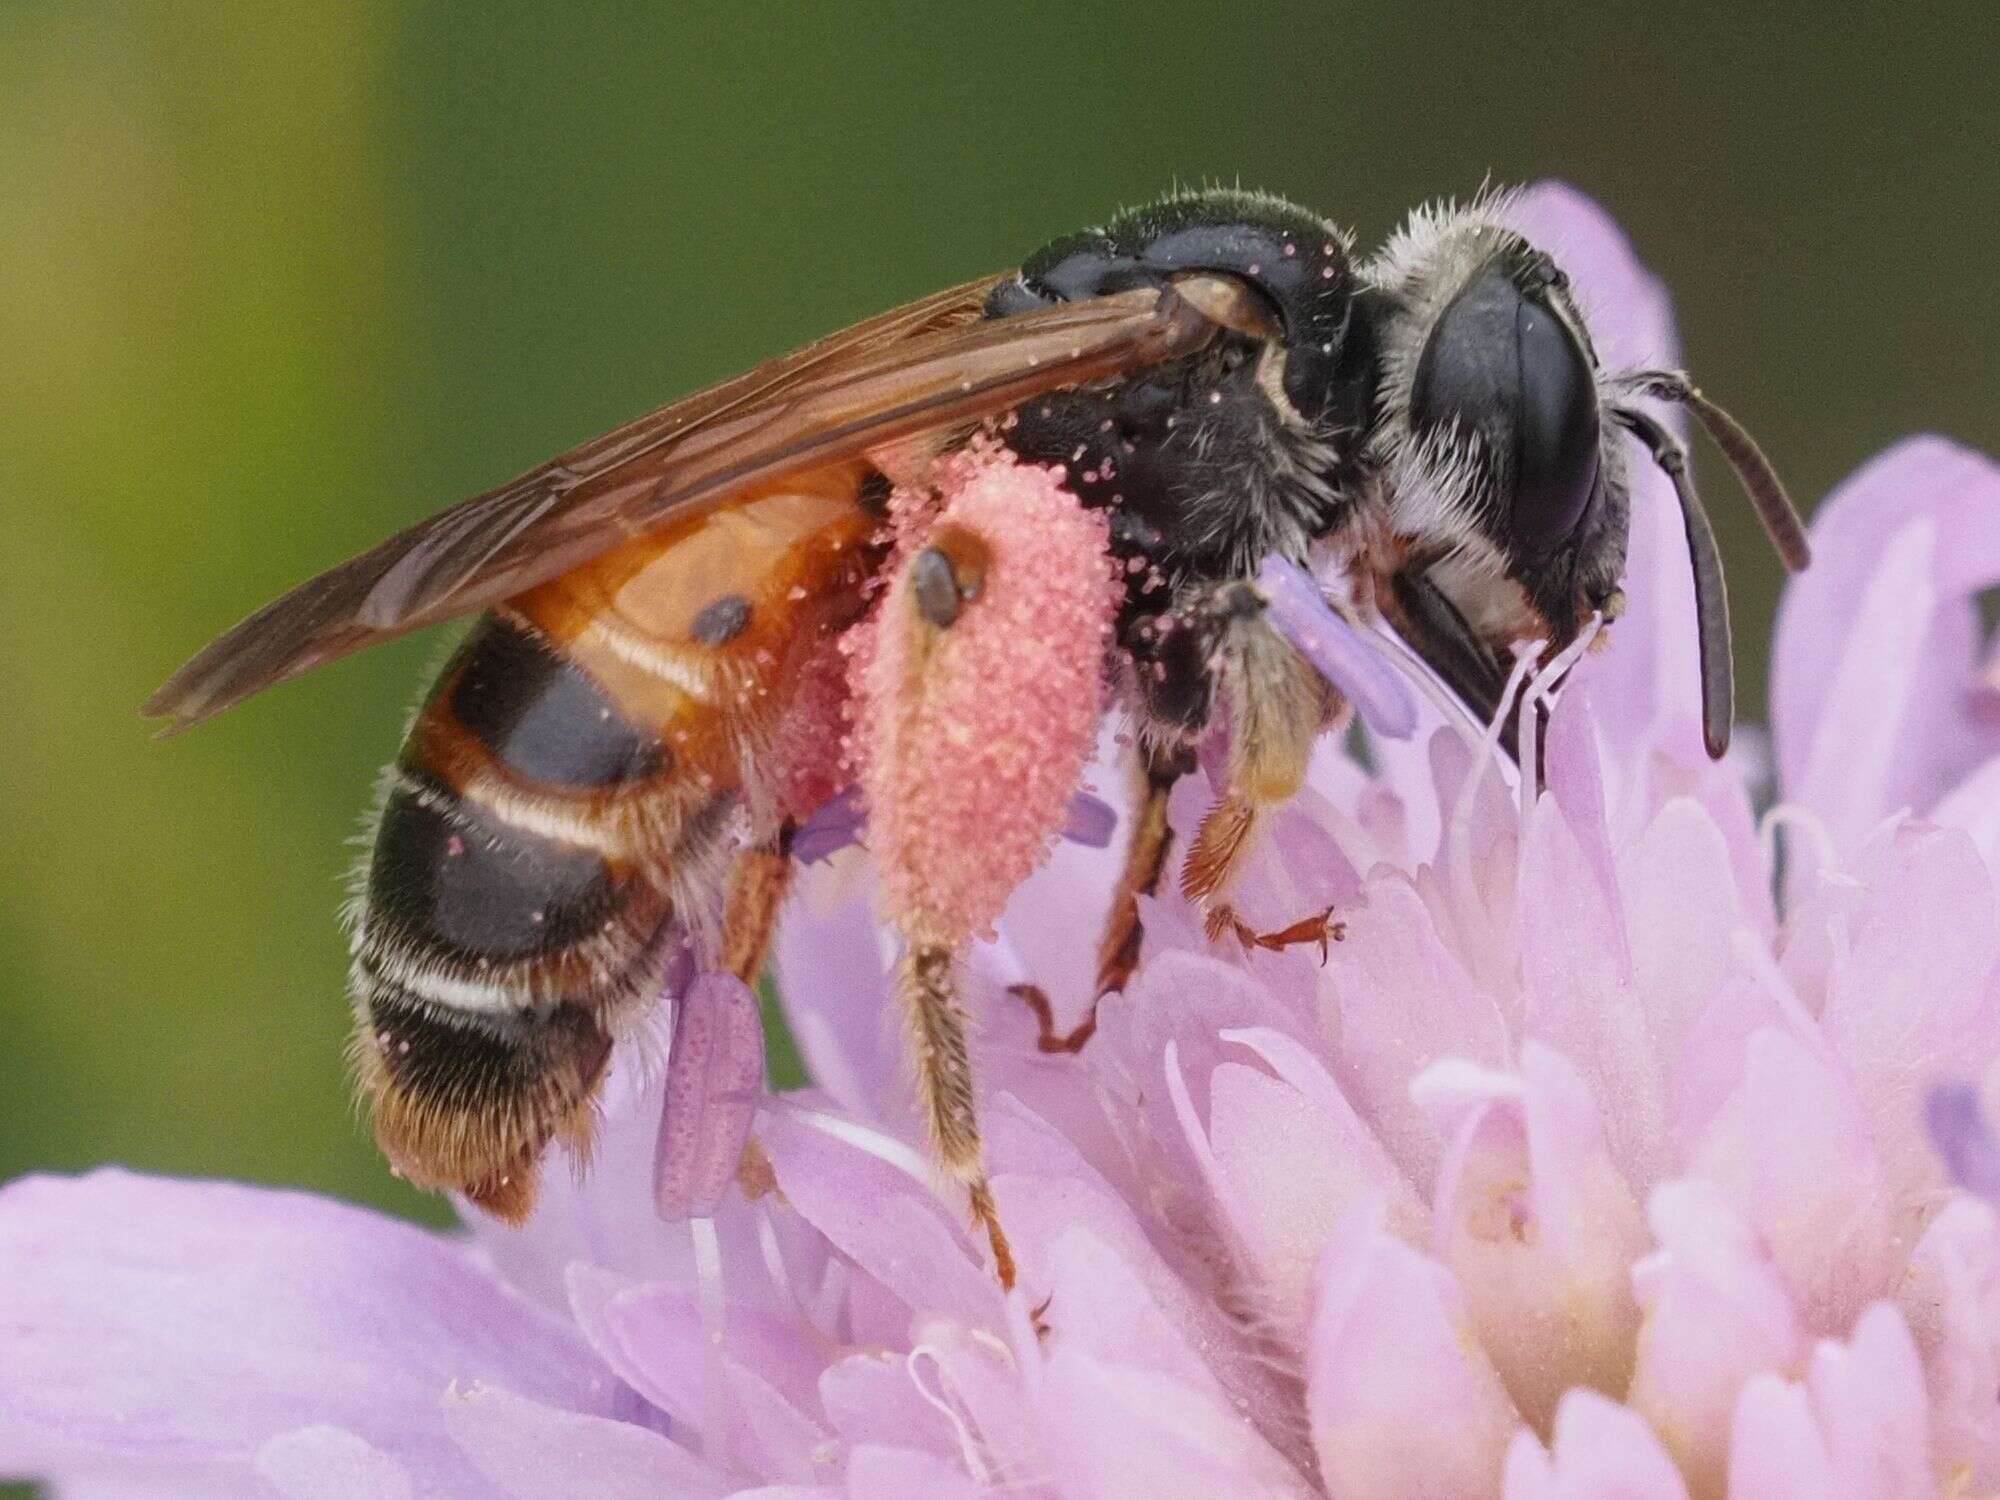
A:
[1360,189,1632,656]
[1354,187,1804,755]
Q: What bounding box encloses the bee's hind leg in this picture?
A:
[720,825,796,985]
[900,939,1017,1289]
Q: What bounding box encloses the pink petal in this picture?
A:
[1692,1027,1895,1335]
[1935,755,2000,873]
[758,1111,1004,1328]
[1726,1374,1836,1500]
[844,1445,984,1500]
[771,856,904,1130]
[1666,957,1819,1156]
[1622,797,1746,1066]
[1306,1200,1519,1498]
[816,1354,958,1457]
[441,1383,728,1499]
[901,1324,1044,1487]
[1323,876,1510,1196]
[565,1266,824,1443]
[655,973,766,1222]
[1520,788,1665,1191]
[1639,730,1776,938]
[1786,517,1941,866]
[0,1171,616,1497]
[254,1426,413,1500]
[1039,1350,1313,1500]
[1203,1059,1398,1329]
[1627,1182,1806,1496]
[713,1359,837,1485]
[1773,438,2000,848]
[991,1172,1313,1473]
[1426,1045,1646,1429]
[1899,1198,2000,1484]
[1095,950,1312,1205]
[1504,1389,1689,1500]
[1820,824,2000,1195]
[1422,730,1525,998]
[1804,1303,1935,1497]
[1542,684,1631,975]
[1032,1225,1231,1402]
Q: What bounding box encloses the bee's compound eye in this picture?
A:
[1411,261,1601,558]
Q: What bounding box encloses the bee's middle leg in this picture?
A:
[1012,740,1190,1054]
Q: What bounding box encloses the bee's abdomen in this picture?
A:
[350,615,691,1216]
[348,469,884,1220]
[443,613,668,789]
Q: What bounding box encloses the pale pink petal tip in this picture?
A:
[1927,1082,2000,1199]
[856,446,1116,942]
[1257,554,1418,739]
[653,972,765,1222]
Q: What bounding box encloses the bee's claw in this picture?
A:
[1009,982,1099,1054]
[1208,903,1346,963]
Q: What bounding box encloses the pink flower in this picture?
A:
[5,184,1999,1499]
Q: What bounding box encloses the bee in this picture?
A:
[149,188,1806,1286]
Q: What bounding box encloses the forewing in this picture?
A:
[148,278,1223,729]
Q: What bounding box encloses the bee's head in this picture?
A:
[1410,239,1606,566]
[1362,196,1808,758]
[1364,206,1624,650]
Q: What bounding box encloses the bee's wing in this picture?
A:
[148,277,1228,730]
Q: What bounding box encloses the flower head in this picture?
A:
[6,184,2000,1499]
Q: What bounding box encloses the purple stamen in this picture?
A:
[1256,554,1419,739]
[1927,1082,2000,1200]
[654,972,766,1222]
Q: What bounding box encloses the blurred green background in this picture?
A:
[2,0,1994,1238]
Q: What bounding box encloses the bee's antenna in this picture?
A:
[1612,403,1736,760]
[1617,371,1812,572]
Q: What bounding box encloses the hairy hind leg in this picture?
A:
[720,826,796,985]
[899,940,1015,1288]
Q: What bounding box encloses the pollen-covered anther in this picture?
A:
[854,446,1117,945]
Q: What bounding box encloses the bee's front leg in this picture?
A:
[1171,588,1348,959]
